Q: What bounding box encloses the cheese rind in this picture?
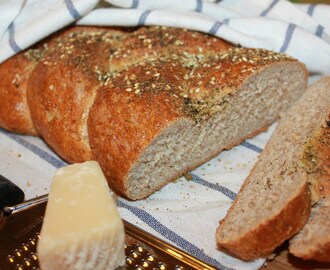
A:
[37,161,125,270]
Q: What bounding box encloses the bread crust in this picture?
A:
[0,25,118,136]
[27,27,127,163]
[0,52,39,135]
[108,26,233,73]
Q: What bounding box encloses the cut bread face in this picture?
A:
[216,76,330,260]
[124,62,307,200]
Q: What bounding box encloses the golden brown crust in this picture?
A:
[109,26,233,73]
[27,27,127,163]
[0,25,115,135]
[0,52,39,135]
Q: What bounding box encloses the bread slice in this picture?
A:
[288,109,330,262]
[289,197,330,262]
[216,76,330,260]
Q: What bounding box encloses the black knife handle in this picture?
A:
[0,174,25,210]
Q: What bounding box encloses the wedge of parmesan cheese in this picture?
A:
[37,161,125,270]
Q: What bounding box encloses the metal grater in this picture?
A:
[0,195,217,270]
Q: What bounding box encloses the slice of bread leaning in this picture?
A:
[216,76,330,260]
[289,108,330,262]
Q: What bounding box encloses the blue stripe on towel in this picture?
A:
[195,0,203,12]
[192,174,237,200]
[138,10,152,25]
[118,200,234,270]
[208,21,224,35]
[1,130,66,168]
[2,128,261,170]
[307,4,315,16]
[131,0,139,8]
[280,23,296,53]
[223,18,230,25]
[64,0,81,20]
[241,141,263,153]
[8,23,21,53]
[260,0,279,17]
[315,25,324,38]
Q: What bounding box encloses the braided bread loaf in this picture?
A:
[0,26,308,200]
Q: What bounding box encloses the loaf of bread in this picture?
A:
[216,76,330,260]
[0,25,308,200]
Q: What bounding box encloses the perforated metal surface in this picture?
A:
[3,233,185,270]
[0,197,216,270]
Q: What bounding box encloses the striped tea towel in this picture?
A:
[0,0,330,74]
[0,1,329,269]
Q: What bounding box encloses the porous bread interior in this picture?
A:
[125,62,306,200]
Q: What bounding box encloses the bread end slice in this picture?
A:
[289,197,330,262]
[216,174,311,260]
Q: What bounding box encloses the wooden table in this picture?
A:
[262,242,330,270]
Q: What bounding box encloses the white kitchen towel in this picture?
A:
[0,0,330,74]
[0,1,329,270]
[0,124,272,270]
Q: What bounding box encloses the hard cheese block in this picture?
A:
[37,161,125,270]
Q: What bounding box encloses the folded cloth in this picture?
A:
[0,0,330,74]
[0,1,329,270]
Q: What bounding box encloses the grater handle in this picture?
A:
[0,174,25,211]
[2,193,47,216]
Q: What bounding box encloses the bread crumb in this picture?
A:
[183,172,193,180]
[266,253,277,261]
